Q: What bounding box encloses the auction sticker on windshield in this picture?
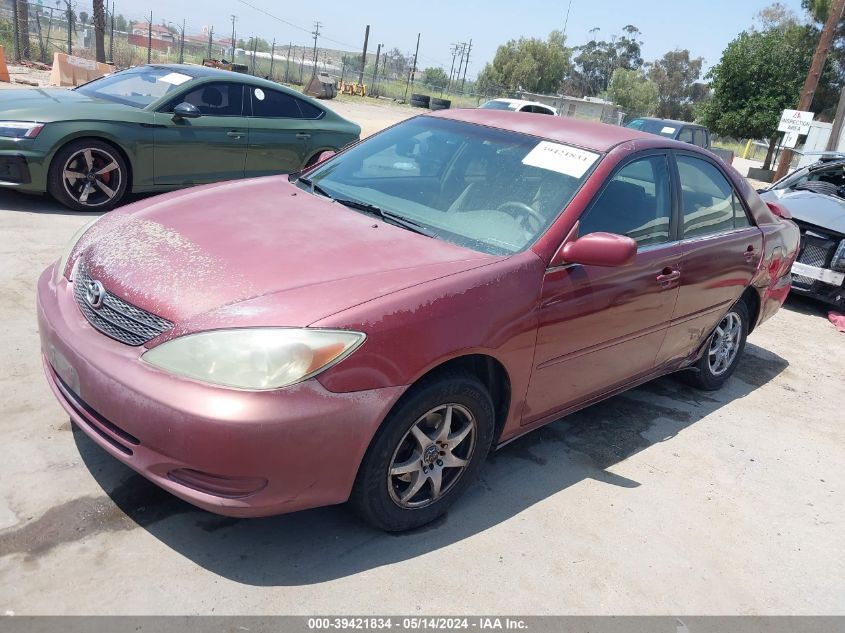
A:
[522,141,599,178]
[160,72,192,86]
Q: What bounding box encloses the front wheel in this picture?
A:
[47,139,128,212]
[684,300,749,390]
[350,374,495,531]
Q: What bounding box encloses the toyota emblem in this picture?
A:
[85,279,105,309]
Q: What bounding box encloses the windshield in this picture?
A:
[305,117,600,255]
[625,118,678,138]
[479,100,518,111]
[76,66,194,108]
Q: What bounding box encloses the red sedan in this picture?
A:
[37,109,799,531]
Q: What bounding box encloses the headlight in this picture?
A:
[0,121,44,139]
[142,328,366,390]
[58,216,101,280]
[832,239,845,272]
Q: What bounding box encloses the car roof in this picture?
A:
[487,98,555,109]
[630,116,704,129]
[428,108,661,152]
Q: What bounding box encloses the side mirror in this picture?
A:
[556,232,637,267]
[172,102,201,120]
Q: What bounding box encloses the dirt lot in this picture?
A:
[0,95,843,615]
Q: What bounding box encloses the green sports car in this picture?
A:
[0,64,361,211]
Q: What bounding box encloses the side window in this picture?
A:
[167,83,244,116]
[678,127,695,144]
[296,98,324,120]
[692,128,708,148]
[677,155,749,237]
[578,155,672,246]
[251,88,303,118]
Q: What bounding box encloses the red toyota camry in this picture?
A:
[37,109,799,531]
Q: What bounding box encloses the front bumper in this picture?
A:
[0,141,47,191]
[36,264,404,517]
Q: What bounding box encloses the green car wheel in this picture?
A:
[47,139,128,212]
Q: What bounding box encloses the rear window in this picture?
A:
[625,119,678,138]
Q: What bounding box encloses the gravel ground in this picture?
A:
[0,95,842,615]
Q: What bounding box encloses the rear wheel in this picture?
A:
[47,139,128,212]
[350,374,494,531]
[684,300,749,390]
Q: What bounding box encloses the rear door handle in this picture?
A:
[227,130,245,139]
[296,132,311,139]
[656,268,681,286]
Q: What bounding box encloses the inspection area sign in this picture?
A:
[778,109,814,134]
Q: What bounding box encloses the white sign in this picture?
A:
[777,109,814,135]
[159,72,192,86]
[782,130,800,148]
[522,141,599,178]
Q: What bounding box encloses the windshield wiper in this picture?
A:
[333,198,437,238]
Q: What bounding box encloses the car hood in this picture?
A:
[0,88,140,122]
[760,189,845,234]
[74,177,496,332]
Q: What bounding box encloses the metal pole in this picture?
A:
[371,43,381,95]
[358,24,369,86]
[35,5,46,62]
[250,36,257,74]
[311,21,321,78]
[403,33,420,103]
[461,38,472,94]
[109,1,114,62]
[147,10,152,63]
[66,1,72,55]
[230,14,236,59]
[12,0,20,62]
[269,39,275,78]
[178,19,185,64]
[299,48,304,83]
[286,42,291,82]
[207,26,213,59]
[774,0,845,180]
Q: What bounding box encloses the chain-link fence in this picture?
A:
[0,1,510,107]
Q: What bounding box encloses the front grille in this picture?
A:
[73,261,173,346]
[793,227,837,289]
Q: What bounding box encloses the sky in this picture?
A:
[114,0,811,77]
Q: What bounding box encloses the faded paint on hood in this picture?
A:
[75,177,496,329]
[760,189,845,235]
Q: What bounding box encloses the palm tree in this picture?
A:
[92,0,106,62]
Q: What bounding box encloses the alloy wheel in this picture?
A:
[708,311,742,376]
[387,403,477,509]
[62,147,122,208]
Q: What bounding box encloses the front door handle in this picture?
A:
[744,245,756,261]
[227,130,245,139]
[656,268,681,286]
[296,132,311,139]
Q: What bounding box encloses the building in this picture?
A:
[517,91,624,125]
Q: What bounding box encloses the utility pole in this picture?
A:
[455,43,466,91]
[178,19,185,64]
[358,24,369,86]
[229,14,237,60]
[269,39,275,78]
[311,21,321,78]
[447,44,459,93]
[460,38,472,94]
[371,43,382,95]
[108,1,114,62]
[403,32,420,103]
[207,26,213,59]
[827,86,845,151]
[147,10,152,63]
[774,0,845,180]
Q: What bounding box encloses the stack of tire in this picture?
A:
[410,94,451,110]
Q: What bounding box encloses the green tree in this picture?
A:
[647,49,706,120]
[422,67,448,90]
[564,25,643,97]
[699,26,833,169]
[607,68,658,117]
[114,14,127,32]
[476,30,570,95]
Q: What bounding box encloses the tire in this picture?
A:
[48,139,129,212]
[683,299,750,390]
[350,373,495,532]
[410,93,430,105]
[430,98,451,111]
[793,180,841,197]
[410,99,429,109]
